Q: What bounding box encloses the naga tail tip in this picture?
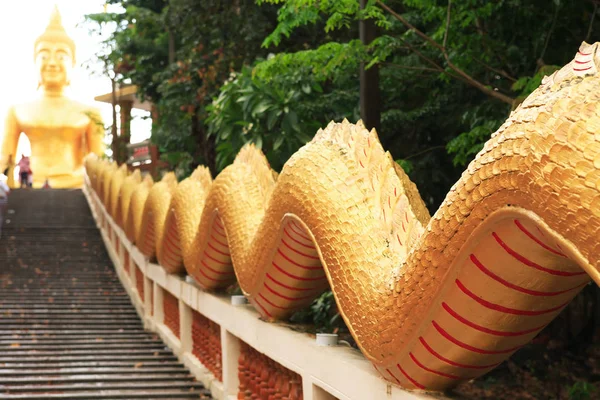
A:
[538,42,600,91]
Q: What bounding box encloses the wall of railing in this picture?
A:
[83,183,440,400]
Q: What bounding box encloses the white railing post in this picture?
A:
[153,282,163,325]
[180,300,192,353]
[221,329,240,399]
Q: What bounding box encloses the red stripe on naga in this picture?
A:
[258,293,296,310]
[514,219,566,257]
[432,320,523,355]
[493,233,586,277]
[288,221,312,242]
[197,266,231,284]
[456,279,570,316]
[201,260,235,277]
[272,261,327,282]
[281,238,319,260]
[419,337,501,370]
[396,364,425,389]
[442,302,545,337]
[160,241,181,266]
[284,227,316,250]
[276,248,322,270]
[207,242,230,257]
[253,298,272,318]
[263,282,317,302]
[210,234,229,249]
[409,352,460,380]
[385,368,402,385]
[470,254,586,296]
[266,273,317,292]
[164,228,182,254]
[213,229,227,240]
[164,239,181,257]
[203,250,231,266]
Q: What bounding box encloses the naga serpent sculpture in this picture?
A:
[85,42,600,391]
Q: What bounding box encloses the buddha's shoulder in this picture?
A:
[63,100,102,119]
[13,99,102,119]
[64,99,101,113]
[9,99,103,128]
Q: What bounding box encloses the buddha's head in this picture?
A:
[34,6,76,91]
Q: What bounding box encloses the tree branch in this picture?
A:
[540,1,560,62]
[397,37,468,84]
[381,62,441,73]
[376,0,515,105]
[376,0,444,52]
[443,0,452,49]
[404,145,447,160]
[473,58,517,82]
[397,37,445,72]
[443,54,514,104]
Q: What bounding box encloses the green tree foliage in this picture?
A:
[206,64,317,171]
[88,0,600,207]
[88,0,281,176]
[88,1,170,100]
[253,0,600,209]
[206,59,364,171]
[91,0,600,206]
[569,381,597,400]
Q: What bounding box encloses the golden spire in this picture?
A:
[48,5,64,28]
[34,5,76,63]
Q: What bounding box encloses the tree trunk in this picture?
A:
[359,0,381,132]
[110,78,119,162]
[117,100,133,164]
[191,109,216,176]
[168,30,176,64]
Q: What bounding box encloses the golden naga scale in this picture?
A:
[1,7,104,188]
[86,42,600,391]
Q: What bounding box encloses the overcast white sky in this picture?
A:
[0,0,151,157]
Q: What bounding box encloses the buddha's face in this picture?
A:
[35,41,73,89]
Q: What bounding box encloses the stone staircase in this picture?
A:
[0,189,211,399]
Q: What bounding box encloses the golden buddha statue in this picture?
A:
[1,6,104,188]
